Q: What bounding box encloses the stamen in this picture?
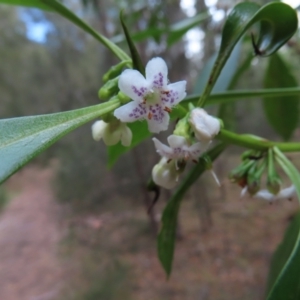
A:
[161,90,170,95]
[164,107,171,113]
[148,112,153,119]
[192,159,198,164]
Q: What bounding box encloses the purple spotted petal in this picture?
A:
[162,81,187,106]
[145,57,168,89]
[114,101,147,123]
[118,69,150,102]
[147,108,169,133]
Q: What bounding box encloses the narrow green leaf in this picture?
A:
[120,10,145,75]
[0,0,51,9]
[266,211,300,297]
[263,53,299,140]
[266,147,300,300]
[0,100,119,184]
[198,2,298,107]
[157,143,226,277]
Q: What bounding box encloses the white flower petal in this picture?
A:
[190,108,221,142]
[163,81,187,106]
[254,189,275,202]
[145,57,168,88]
[120,124,132,147]
[152,137,174,158]
[187,142,202,160]
[147,110,169,133]
[118,69,150,102]
[152,158,178,189]
[91,120,107,141]
[114,101,147,123]
[102,126,121,146]
[277,185,296,199]
[167,135,187,149]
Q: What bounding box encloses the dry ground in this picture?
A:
[0,163,298,300]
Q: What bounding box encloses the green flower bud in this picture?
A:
[266,148,282,194]
[98,76,119,100]
[246,160,266,195]
[267,175,282,195]
[102,60,131,83]
[118,91,131,104]
[173,115,191,141]
[229,160,255,183]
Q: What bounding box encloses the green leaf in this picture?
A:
[266,211,300,297]
[0,0,51,9]
[0,100,119,184]
[266,147,300,300]
[198,2,298,107]
[157,143,226,277]
[263,53,299,140]
[120,10,145,75]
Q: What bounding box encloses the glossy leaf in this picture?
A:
[266,211,300,297]
[267,147,300,300]
[0,100,119,184]
[198,2,298,106]
[157,143,226,277]
[263,53,299,140]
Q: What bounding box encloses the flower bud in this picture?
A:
[152,158,181,189]
[98,77,119,100]
[189,108,220,142]
[246,160,266,195]
[91,119,132,147]
[102,60,131,83]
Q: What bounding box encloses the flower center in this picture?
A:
[144,89,160,105]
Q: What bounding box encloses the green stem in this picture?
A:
[218,129,300,152]
[184,87,300,107]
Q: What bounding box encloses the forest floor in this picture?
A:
[0,162,298,300]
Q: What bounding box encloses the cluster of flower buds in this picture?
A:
[230,148,296,203]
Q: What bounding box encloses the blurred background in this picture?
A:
[0,0,300,299]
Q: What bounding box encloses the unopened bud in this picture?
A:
[189,108,221,142]
[98,76,119,100]
[102,60,131,83]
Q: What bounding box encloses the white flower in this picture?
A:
[114,57,187,133]
[91,120,132,147]
[152,134,202,163]
[241,185,296,203]
[189,108,220,142]
[152,157,179,189]
[254,185,296,203]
